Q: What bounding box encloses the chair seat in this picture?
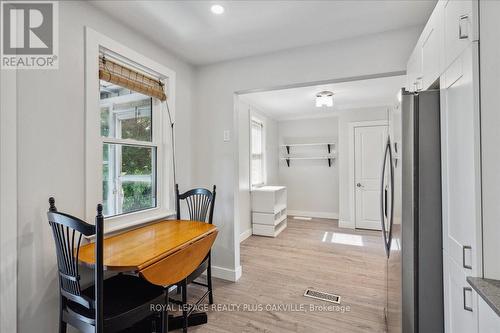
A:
[67,274,164,321]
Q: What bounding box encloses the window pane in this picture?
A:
[251,122,262,154]
[102,143,157,217]
[100,80,152,142]
[251,156,263,185]
[251,120,264,185]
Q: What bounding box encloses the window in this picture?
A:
[85,28,176,231]
[251,119,264,186]
[100,82,157,217]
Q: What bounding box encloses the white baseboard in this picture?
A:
[288,210,339,220]
[211,265,242,282]
[240,229,252,242]
[339,219,355,229]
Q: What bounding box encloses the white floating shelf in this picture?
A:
[280,156,335,160]
[281,142,336,157]
[280,142,336,147]
[280,155,335,167]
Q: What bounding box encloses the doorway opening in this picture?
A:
[229,73,405,331]
[234,74,404,240]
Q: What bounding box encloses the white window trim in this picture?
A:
[85,27,176,234]
[250,117,265,188]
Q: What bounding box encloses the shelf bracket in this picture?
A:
[327,144,331,154]
[286,158,290,167]
[328,158,332,167]
[286,145,290,154]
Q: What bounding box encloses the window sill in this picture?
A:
[85,209,177,239]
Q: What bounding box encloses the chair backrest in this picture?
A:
[47,197,104,332]
[175,185,216,224]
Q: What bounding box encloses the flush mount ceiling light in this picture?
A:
[315,91,334,107]
[211,4,225,15]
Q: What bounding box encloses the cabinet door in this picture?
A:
[406,53,415,92]
[421,3,444,89]
[478,297,500,332]
[443,0,477,69]
[421,25,439,89]
[406,47,422,92]
[443,252,478,333]
[440,44,481,275]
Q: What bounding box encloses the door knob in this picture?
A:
[356,183,362,187]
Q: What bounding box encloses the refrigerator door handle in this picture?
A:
[380,143,388,253]
[388,140,395,245]
[380,139,392,256]
[384,187,388,218]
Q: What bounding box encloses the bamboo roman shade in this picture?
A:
[99,56,167,101]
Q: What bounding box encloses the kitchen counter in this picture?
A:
[467,277,500,317]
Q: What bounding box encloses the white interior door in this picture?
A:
[354,125,388,230]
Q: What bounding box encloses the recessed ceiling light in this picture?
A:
[211,4,225,15]
[315,91,334,107]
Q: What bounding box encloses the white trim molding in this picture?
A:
[84,27,176,233]
[0,67,17,333]
[347,119,388,230]
[339,220,352,229]
[212,265,242,282]
[240,229,252,242]
[287,210,339,220]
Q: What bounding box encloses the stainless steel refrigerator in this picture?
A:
[383,89,444,333]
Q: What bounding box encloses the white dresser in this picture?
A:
[251,186,287,237]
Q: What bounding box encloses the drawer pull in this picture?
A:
[463,287,473,312]
[462,245,472,269]
[459,14,469,40]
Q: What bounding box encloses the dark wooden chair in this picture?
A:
[47,197,168,333]
[174,184,216,333]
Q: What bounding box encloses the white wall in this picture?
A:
[13,2,195,332]
[0,68,18,333]
[193,26,421,277]
[479,0,500,279]
[278,117,339,218]
[337,107,388,228]
[237,100,279,240]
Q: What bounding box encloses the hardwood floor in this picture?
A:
[185,217,387,333]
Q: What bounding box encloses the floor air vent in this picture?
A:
[303,289,341,304]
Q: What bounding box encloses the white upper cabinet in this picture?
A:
[406,0,478,92]
[406,47,422,92]
[421,1,444,90]
[443,0,478,69]
[406,1,443,91]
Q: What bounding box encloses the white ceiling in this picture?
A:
[241,75,406,121]
[90,0,436,65]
